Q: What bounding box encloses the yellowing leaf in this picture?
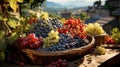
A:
[9,0,17,12]
[7,19,18,28]
[17,0,24,3]
[3,18,8,22]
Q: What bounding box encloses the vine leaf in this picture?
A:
[29,0,34,3]
[3,18,8,22]
[15,25,22,35]
[6,33,18,45]
[0,31,6,51]
[7,19,18,28]
[0,31,5,40]
[0,51,5,61]
[9,0,17,12]
[0,15,3,20]
[17,0,24,3]
[0,38,7,51]
[20,17,31,33]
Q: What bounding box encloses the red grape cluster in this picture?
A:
[16,33,43,49]
[6,55,26,66]
[28,17,38,25]
[58,28,68,34]
[5,50,27,66]
[105,36,115,44]
[45,59,67,67]
[58,18,86,39]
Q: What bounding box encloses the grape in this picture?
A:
[28,18,63,38]
[27,18,88,52]
[49,18,63,29]
[28,17,38,25]
[38,34,88,52]
[28,19,52,38]
[5,48,27,66]
[41,12,49,20]
[18,62,25,66]
[84,23,105,36]
[111,27,120,44]
[58,18,86,39]
[94,46,106,55]
[42,30,59,48]
[105,35,115,44]
[45,59,67,67]
[16,33,43,49]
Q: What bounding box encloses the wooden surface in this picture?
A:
[0,49,119,67]
[78,49,120,67]
[99,53,120,67]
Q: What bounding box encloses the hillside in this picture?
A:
[46,1,63,8]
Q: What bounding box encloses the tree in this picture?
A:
[93,0,101,8]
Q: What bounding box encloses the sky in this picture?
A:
[47,0,76,3]
[47,0,101,3]
[47,0,106,7]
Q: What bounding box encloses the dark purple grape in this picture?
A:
[38,33,88,52]
[28,18,63,38]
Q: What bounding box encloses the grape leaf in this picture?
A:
[4,0,10,2]
[29,0,34,3]
[9,0,17,12]
[17,0,24,3]
[0,51,5,61]
[7,19,18,28]
[24,24,31,32]
[20,17,31,33]
[0,15,3,20]
[0,39,7,51]
[3,18,8,22]
[6,33,18,45]
[15,25,22,35]
[0,30,5,40]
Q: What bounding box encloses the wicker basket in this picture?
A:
[22,36,95,65]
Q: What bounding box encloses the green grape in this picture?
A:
[42,30,59,48]
[111,27,120,44]
[41,12,49,20]
[94,46,106,55]
[85,23,105,36]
